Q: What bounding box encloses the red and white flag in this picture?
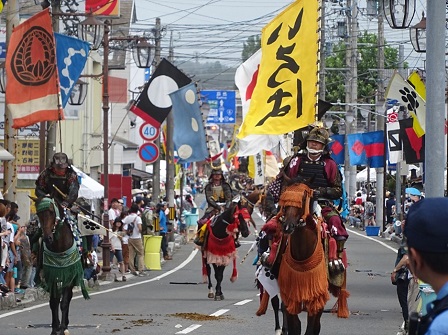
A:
[235,49,282,156]
[6,9,63,129]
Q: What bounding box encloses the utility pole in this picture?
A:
[3,0,20,201]
[166,30,175,240]
[151,17,161,202]
[44,1,62,169]
[376,6,385,231]
[348,0,358,202]
[425,0,446,197]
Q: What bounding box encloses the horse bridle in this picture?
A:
[36,197,62,234]
[279,183,314,232]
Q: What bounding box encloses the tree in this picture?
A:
[241,35,261,62]
[324,31,405,105]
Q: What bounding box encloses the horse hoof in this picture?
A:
[214,294,224,301]
[275,329,283,335]
[208,292,215,299]
[64,330,70,335]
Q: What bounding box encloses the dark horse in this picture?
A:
[33,196,89,335]
[275,180,349,335]
[202,200,250,300]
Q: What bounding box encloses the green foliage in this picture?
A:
[325,31,405,105]
[242,35,261,62]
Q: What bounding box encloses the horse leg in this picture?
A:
[60,286,74,334]
[271,295,283,335]
[282,302,300,335]
[213,264,225,301]
[206,262,214,299]
[304,309,323,335]
[49,292,61,335]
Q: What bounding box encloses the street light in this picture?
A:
[77,17,154,277]
[383,0,416,29]
[68,79,88,106]
[0,62,5,94]
[410,14,426,53]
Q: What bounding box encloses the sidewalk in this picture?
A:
[0,233,187,311]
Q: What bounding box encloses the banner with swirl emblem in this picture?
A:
[6,9,63,129]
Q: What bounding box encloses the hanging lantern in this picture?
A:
[0,62,6,94]
[68,79,88,105]
[410,14,426,53]
[132,38,155,68]
[78,14,105,51]
[383,0,416,29]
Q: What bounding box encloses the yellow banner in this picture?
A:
[238,0,319,139]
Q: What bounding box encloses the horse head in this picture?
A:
[30,195,60,246]
[278,180,314,234]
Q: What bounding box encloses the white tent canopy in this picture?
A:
[356,168,377,182]
[72,166,104,199]
[0,147,14,161]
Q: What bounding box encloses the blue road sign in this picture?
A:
[0,42,6,60]
[202,90,236,125]
[139,142,159,163]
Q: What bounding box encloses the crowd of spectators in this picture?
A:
[0,200,35,302]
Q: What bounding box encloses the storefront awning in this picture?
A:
[130,168,152,180]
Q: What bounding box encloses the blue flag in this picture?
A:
[347,133,367,166]
[55,33,90,108]
[169,83,209,164]
[328,134,345,165]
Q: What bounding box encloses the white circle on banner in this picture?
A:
[191,118,199,132]
[184,89,196,104]
[178,144,193,159]
[147,75,178,108]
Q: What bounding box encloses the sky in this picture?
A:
[130,0,428,69]
[131,0,293,68]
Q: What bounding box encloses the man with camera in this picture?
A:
[404,198,448,335]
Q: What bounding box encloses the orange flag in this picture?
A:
[6,9,63,129]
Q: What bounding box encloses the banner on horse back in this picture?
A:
[78,215,107,236]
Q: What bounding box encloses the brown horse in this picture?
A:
[276,181,349,335]
[33,196,89,335]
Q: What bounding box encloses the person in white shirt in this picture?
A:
[123,204,147,277]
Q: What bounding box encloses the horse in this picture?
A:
[274,180,349,335]
[201,200,250,300]
[32,196,89,335]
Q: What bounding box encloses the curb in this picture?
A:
[0,234,187,312]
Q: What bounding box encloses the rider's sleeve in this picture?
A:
[65,171,80,206]
[35,170,49,198]
[223,183,233,208]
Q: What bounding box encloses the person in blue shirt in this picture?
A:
[156,202,171,260]
[404,198,448,335]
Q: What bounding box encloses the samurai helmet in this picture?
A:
[52,152,69,169]
[306,126,330,145]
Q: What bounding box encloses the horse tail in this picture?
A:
[256,290,270,316]
[230,257,237,282]
[201,252,208,283]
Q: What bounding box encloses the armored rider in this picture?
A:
[281,126,348,252]
[35,152,80,217]
[201,168,233,221]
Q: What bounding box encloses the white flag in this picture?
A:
[385,71,426,136]
[78,215,108,236]
[235,49,282,156]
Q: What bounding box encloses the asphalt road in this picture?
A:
[0,205,404,335]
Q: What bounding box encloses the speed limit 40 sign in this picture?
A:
[139,123,160,141]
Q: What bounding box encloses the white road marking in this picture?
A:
[346,228,398,253]
[175,324,202,334]
[0,249,200,319]
[210,309,229,316]
[234,299,252,306]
